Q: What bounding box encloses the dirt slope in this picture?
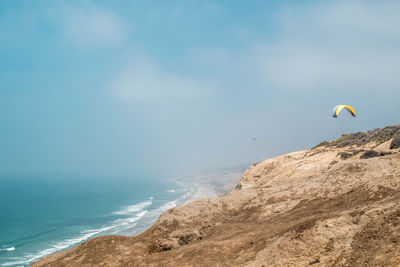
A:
[33,126,400,266]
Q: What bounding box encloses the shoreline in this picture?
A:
[3,167,245,267]
[27,126,400,266]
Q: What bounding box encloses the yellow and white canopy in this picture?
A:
[332,105,356,118]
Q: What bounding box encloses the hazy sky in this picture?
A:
[1,0,400,178]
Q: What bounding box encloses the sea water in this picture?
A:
[0,175,194,267]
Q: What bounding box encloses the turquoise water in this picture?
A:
[0,175,193,266]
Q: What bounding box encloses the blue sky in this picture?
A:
[1,0,400,178]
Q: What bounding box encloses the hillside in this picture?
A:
[33,126,400,266]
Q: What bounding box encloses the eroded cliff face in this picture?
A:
[33,126,400,266]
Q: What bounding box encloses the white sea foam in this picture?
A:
[1,198,154,267]
[1,225,116,267]
[110,223,137,235]
[112,210,147,227]
[113,197,153,215]
[1,195,188,267]
[155,200,178,213]
[0,247,15,252]
[166,189,175,193]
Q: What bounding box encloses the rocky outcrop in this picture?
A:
[33,126,400,267]
[315,125,400,149]
[390,133,400,149]
[360,150,391,159]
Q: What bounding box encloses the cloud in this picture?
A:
[188,1,400,96]
[108,55,214,107]
[251,1,400,92]
[250,44,400,93]
[62,4,125,47]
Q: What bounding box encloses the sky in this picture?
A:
[1,0,400,178]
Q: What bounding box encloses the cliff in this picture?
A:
[33,126,400,266]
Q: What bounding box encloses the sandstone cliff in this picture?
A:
[33,126,400,266]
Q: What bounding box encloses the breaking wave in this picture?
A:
[113,197,153,215]
[0,248,14,252]
[0,198,153,267]
[1,182,193,267]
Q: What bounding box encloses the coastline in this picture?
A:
[1,167,245,267]
[32,126,400,266]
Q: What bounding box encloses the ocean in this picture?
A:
[0,174,195,267]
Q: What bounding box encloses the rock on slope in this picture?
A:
[33,126,400,267]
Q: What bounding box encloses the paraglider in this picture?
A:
[252,137,260,147]
[332,105,356,136]
[332,105,356,118]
